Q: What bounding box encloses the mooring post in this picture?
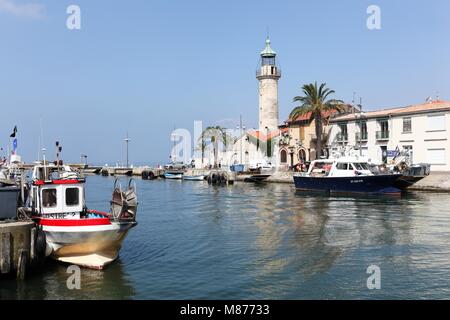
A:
[17,249,28,280]
[1,232,12,274]
[30,227,36,261]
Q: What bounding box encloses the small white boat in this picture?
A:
[183,175,205,181]
[164,172,183,179]
[27,163,138,269]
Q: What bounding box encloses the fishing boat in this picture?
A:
[182,169,205,181]
[183,175,205,181]
[164,172,183,179]
[24,163,138,269]
[293,157,402,194]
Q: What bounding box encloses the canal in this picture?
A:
[2,175,450,299]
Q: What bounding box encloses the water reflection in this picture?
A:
[3,177,450,299]
[1,259,134,300]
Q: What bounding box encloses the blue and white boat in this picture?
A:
[164,172,183,179]
[183,175,205,181]
[293,157,402,194]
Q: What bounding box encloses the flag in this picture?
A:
[10,126,17,138]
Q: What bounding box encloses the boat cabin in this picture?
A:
[307,158,373,177]
[29,164,86,217]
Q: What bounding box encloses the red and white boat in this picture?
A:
[27,163,138,269]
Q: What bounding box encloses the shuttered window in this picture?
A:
[426,148,446,165]
[427,115,446,131]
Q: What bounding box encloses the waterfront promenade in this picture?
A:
[82,165,450,192]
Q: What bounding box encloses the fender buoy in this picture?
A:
[36,229,49,258]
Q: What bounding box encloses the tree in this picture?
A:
[197,132,207,166]
[290,82,345,159]
[199,126,230,168]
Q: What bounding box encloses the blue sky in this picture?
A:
[0,0,449,164]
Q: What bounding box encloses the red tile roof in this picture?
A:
[330,100,450,122]
[246,127,287,141]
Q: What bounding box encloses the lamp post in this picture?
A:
[80,154,88,166]
[124,133,131,168]
[236,115,245,164]
[358,98,363,156]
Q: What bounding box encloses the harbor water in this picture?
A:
[2,175,450,299]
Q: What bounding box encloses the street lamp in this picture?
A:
[357,98,363,156]
[124,133,131,168]
[80,154,88,166]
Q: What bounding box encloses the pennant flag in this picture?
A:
[10,126,17,138]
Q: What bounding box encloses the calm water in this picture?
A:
[2,175,450,299]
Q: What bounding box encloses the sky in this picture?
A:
[0,0,449,165]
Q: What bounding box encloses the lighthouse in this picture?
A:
[256,37,281,131]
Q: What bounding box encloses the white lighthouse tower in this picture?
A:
[256,37,281,131]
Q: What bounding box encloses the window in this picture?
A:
[299,149,307,162]
[336,163,348,170]
[65,188,80,206]
[379,120,389,132]
[280,150,287,163]
[42,189,57,208]
[354,163,369,170]
[427,115,446,131]
[403,117,412,133]
[426,148,446,165]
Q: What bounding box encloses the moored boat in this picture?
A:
[25,163,138,269]
[293,157,402,194]
[183,175,205,181]
[164,172,183,179]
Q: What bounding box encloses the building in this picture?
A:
[327,100,450,171]
[278,111,337,168]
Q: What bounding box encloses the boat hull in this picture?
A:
[41,221,136,269]
[183,175,205,181]
[293,174,402,194]
[394,175,426,190]
[164,173,183,179]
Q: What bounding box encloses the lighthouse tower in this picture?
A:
[256,37,281,131]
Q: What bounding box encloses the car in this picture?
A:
[164,161,186,170]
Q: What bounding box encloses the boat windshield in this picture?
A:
[353,162,369,170]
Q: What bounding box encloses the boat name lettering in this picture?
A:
[42,212,78,219]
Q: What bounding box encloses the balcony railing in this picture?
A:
[355,132,368,141]
[336,133,348,142]
[376,131,389,140]
[256,68,282,78]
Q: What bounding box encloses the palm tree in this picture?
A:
[199,126,230,168]
[197,132,208,166]
[290,82,345,159]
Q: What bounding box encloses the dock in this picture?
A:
[0,221,38,279]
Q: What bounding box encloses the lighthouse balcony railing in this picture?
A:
[256,68,282,78]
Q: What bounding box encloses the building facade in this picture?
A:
[328,100,450,171]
